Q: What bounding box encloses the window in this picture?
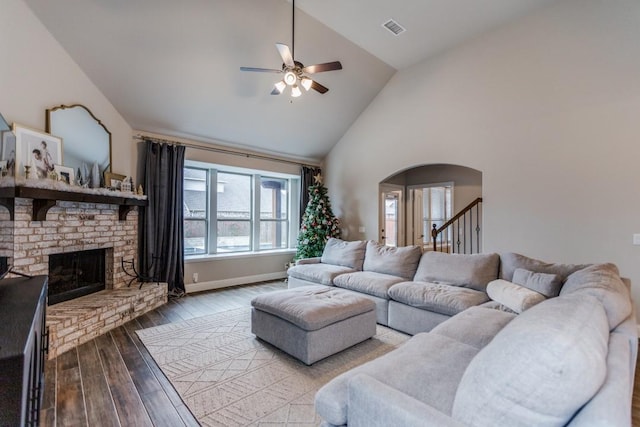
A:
[184,168,208,255]
[183,164,299,256]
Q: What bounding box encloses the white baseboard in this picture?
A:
[185,271,287,294]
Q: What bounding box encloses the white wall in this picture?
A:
[0,0,134,176]
[325,0,640,312]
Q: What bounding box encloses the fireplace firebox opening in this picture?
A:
[48,249,106,305]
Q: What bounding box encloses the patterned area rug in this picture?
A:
[136,307,409,426]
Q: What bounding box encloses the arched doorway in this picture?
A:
[379,164,482,250]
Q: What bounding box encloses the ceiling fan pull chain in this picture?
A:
[292,0,295,59]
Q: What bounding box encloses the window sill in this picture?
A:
[185,249,296,263]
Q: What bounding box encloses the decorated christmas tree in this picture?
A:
[295,173,341,260]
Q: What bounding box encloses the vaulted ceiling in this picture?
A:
[24,0,558,162]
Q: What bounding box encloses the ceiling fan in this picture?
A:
[240,0,342,97]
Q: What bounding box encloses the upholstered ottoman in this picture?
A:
[251,285,376,365]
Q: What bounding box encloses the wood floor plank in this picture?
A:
[122,319,189,409]
[141,309,168,327]
[55,349,87,427]
[76,341,120,427]
[94,333,153,427]
[41,358,56,419]
[156,300,189,323]
[110,326,186,426]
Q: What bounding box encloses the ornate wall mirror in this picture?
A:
[46,104,112,179]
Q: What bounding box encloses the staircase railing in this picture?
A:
[431,197,483,254]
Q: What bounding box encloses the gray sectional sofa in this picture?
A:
[286,238,638,426]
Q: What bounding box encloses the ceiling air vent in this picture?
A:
[382,19,406,36]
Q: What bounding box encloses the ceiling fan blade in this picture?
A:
[302,61,343,74]
[270,87,283,95]
[240,66,282,73]
[310,80,329,94]
[276,43,295,67]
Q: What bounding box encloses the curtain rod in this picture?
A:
[133,134,319,169]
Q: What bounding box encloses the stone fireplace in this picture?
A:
[3,190,167,359]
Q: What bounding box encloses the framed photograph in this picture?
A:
[1,131,16,177]
[13,124,63,179]
[104,171,126,190]
[54,164,75,185]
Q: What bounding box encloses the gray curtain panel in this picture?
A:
[140,140,186,292]
[300,166,321,224]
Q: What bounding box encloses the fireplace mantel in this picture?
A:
[0,185,147,221]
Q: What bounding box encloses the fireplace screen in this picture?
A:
[48,249,106,305]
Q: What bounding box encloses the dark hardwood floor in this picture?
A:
[40,280,640,426]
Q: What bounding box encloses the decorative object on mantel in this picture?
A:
[24,165,34,180]
[121,176,133,193]
[53,164,75,185]
[104,171,126,191]
[137,184,144,195]
[9,177,147,199]
[12,124,62,180]
[91,161,100,188]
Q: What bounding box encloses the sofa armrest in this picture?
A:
[346,374,465,427]
[296,257,321,265]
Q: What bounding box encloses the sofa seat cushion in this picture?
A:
[287,263,356,286]
[315,332,479,426]
[431,306,515,350]
[452,294,609,427]
[321,238,368,270]
[499,252,588,284]
[362,241,422,280]
[560,263,631,330]
[388,281,490,316]
[413,252,500,291]
[333,271,404,299]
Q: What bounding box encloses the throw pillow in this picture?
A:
[512,268,563,298]
[486,279,546,314]
[320,238,367,270]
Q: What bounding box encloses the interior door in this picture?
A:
[379,184,404,247]
[410,188,424,246]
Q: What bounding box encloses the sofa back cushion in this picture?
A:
[362,241,422,280]
[499,252,588,284]
[320,238,367,270]
[413,252,500,292]
[452,294,609,426]
[560,263,631,330]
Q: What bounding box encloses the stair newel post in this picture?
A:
[432,223,437,252]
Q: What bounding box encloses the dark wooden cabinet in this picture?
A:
[0,276,48,427]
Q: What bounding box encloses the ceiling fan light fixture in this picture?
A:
[284,71,297,86]
[274,80,286,93]
[291,85,302,98]
[301,77,312,91]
